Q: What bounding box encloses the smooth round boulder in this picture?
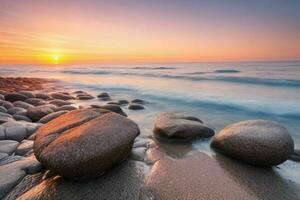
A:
[97,92,109,98]
[211,120,294,166]
[0,100,14,109]
[49,99,71,107]
[0,106,7,113]
[18,91,35,98]
[128,103,145,110]
[13,101,34,109]
[27,105,54,121]
[51,93,75,100]
[131,98,145,104]
[77,95,94,100]
[154,112,214,140]
[7,107,27,115]
[34,108,140,178]
[35,93,51,100]
[55,105,77,111]
[4,93,28,102]
[25,98,46,106]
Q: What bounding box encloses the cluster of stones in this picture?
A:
[0,89,149,199]
[0,88,298,199]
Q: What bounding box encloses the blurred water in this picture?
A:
[1,61,300,146]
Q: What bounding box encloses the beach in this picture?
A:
[0,61,299,199]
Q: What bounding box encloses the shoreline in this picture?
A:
[0,76,300,199]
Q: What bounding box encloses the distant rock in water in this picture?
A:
[211,120,294,166]
[214,69,241,73]
[128,103,144,110]
[34,108,140,178]
[154,112,214,140]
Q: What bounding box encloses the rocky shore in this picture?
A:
[0,76,300,200]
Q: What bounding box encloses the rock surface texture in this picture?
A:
[211,120,294,166]
[34,108,140,178]
[154,112,214,140]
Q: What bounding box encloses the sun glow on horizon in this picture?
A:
[0,1,299,65]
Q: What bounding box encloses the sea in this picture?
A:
[1,60,300,191]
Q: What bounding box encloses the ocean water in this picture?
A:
[1,61,300,148]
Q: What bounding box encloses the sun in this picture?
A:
[51,55,61,64]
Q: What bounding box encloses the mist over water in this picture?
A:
[2,61,300,146]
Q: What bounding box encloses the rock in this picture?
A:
[0,155,43,199]
[290,149,300,162]
[4,93,28,102]
[131,98,145,104]
[35,93,51,100]
[18,91,35,98]
[0,100,14,109]
[13,101,34,109]
[7,107,27,115]
[27,106,54,121]
[0,112,14,125]
[38,110,68,124]
[128,103,145,110]
[77,95,94,100]
[97,92,109,98]
[0,90,7,95]
[0,153,8,161]
[118,99,129,105]
[15,160,145,200]
[25,98,46,106]
[91,104,127,117]
[51,93,75,100]
[55,105,77,111]
[154,112,214,140]
[0,94,4,100]
[13,114,32,122]
[211,120,294,166]
[0,106,7,113]
[0,140,20,155]
[34,108,140,178]
[0,121,41,141]
[130,147,147,161]
[107,100,129,106]
[49,99,71,107]
[15,140,34,156]
[73,90,85,94]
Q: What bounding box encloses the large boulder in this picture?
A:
[7,107,27,115]
[34,108,140,178]
[4,93,28,102]
[211,120,294,166]
[154,112,214,140]
[18,91,35,98]
[27,106,54,121]
[0,100,14,109]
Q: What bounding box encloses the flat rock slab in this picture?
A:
[15,140,34,156]
[0,155,43,199]
[0,121,41,142]
[0,140,20,155]
[15,160,146,200]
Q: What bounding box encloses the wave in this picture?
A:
[68,82,300,120]
[61,69,300,87]
[213,69,241,73]
[132,66,176,70]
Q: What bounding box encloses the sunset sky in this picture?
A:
[0,0,300,64]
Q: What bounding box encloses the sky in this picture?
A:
[0,0,300,64]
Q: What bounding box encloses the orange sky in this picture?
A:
[0,1,300,64]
